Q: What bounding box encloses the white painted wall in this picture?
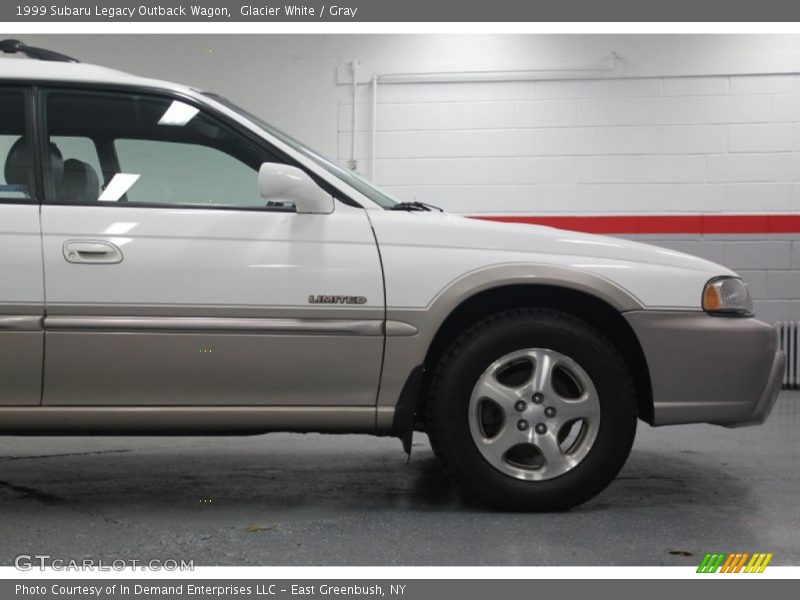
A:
[348,74,800,215]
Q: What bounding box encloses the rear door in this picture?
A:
[38,87,385,407]
[0,86,43,405]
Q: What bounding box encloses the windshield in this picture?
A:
[203,92,398,209]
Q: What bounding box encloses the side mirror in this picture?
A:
[258,162,334,214]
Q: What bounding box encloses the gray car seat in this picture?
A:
[59,158,100,203]
[3,137,65,197]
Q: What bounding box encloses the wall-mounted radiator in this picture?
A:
[776,321,798,390]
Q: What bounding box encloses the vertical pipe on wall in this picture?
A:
[349,60,359,171]
[371,74,378,181]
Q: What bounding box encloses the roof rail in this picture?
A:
[0,39,79,63]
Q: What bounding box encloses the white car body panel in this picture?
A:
[368,211,731,310]
[41,202,382,309]
[38,201,385,407]
[0,204,43,305]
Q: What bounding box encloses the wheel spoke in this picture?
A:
[534,430,572,474]
[529,350,556,395]
[477,424,520,464]
[473,374,520,413]
[552,390,600,428]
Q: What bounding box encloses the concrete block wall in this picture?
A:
[338,75,800,322]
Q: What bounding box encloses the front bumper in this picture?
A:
[625,310,785,427]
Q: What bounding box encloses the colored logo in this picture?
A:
[697,552,773,573]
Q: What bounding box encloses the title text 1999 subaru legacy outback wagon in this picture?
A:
[0,40,785,510]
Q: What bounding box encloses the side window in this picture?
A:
[114,139,263,207]
[0,89,34,202]
[43,89,280,209]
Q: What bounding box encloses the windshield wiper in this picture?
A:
[390,201,444,212]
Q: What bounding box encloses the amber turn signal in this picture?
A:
[702,277,753,316]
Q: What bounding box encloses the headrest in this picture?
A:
[59,159,99,203]
[3,137,64,189]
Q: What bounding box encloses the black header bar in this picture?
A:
[2,0,800,22]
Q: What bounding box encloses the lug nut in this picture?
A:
[532,393,544,404]
[517,420,529,431]
[535,423,547,434]
[514,400,527,412]
[545,406,556,418]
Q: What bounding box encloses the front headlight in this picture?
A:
[702,276,753,316]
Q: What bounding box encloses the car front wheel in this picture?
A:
[427,308,638,511]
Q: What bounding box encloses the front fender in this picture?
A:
[376,263,644,432]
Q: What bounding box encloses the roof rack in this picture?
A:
[0,39,79,63]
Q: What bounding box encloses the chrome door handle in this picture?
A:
[63,240,123,264]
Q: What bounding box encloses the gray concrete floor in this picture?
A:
[1,393,799,566]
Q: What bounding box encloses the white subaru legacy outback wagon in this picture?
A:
[0,40,785,510]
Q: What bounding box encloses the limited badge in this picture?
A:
[308,295,368,305]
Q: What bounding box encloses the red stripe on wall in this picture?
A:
[472,214,800,235]
[768,215,800,234]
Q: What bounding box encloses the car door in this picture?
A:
[38,87,385,407]
[0,86,43,406]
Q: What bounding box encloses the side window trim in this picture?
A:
[37,85,298,212]
[31,86,44,204]
[34,85,62,203]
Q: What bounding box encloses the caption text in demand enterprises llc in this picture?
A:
[16,584,406,597]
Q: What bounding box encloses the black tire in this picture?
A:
[427,308,637,511]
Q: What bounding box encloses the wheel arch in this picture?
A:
[414,283,655,430]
